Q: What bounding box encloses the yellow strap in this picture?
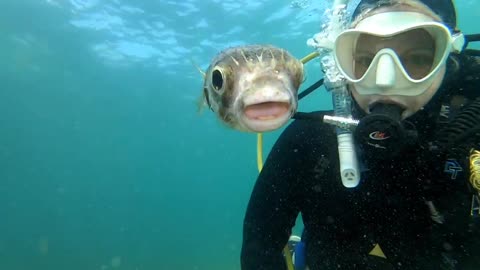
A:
[369,244,387,259]
[300,51,320,64]
[256,50,320,172]
[257,133,293,270]
[255,51,320,270]
[257,133,264,172]
[284,245,294,270]
[469,148,480,192]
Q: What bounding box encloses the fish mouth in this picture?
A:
[236,83,296,132]
[240,99,294,132]
[244,101,291,120]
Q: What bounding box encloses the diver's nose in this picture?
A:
[376,54,396,88]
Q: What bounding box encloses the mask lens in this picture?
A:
[353,28,438,80]
[353,49,373,79]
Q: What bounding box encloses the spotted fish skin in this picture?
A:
[202,44,304,132]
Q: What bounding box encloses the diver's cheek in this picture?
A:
[350,86,371,113]
[402,66,447,118]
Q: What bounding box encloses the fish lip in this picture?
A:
[238,99,296,132]
[239,108,294,132]
[234,86,296,132]
[241,93,291,107]
[241,96,292,106]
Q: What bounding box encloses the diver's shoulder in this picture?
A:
[290,110,335,125]
[448,54,480,98]
[460,54,480,74]
[284,110,336,137]
[271,110,337,159]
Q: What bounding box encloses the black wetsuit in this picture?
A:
[241,55,480,270]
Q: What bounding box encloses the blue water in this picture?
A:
[0,1,479,269]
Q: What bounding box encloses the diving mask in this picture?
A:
[334,11,465,97]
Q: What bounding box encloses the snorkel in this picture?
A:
[307,0,361,188]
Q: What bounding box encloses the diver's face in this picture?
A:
[350,25,447,119]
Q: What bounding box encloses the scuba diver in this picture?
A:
[241,0,480,269]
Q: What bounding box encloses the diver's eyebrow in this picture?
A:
[403,48,435,53]
[395,47,435,57]
[354,51,375,56]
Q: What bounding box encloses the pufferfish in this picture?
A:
[198,44,304,132]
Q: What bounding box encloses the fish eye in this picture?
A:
[212,69,224,91]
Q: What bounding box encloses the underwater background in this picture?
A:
[0,0,479,269]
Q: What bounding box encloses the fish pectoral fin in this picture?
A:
[190,58,206,78]
[190,58,208,114]
[196,94,207,114]
[196,87,212,114]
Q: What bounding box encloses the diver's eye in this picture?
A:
[212,69,224,91]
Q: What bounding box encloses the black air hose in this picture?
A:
[435,98,480,151]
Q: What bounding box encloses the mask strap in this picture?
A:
[451,32,466,53]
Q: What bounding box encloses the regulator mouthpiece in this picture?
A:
[354,103,418,157]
